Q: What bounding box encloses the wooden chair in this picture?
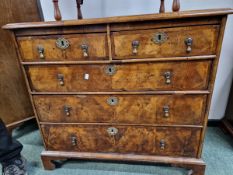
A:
[52,0,180,21]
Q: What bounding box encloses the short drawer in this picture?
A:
[41,125,201,157]
[34,95,207,125]
[18,33,108,61]
[112,25,219,59]
[27,60,211,92]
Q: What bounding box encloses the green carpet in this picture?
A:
[2,123,233,175]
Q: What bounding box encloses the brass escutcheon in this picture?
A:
[56,38,70,49]
[107,127,118,136]
[152,32,168,44]
[105,65,117,76]
[107,97,118,106]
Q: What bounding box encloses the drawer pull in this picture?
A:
[64,106,72,116]
[37,45,45,59]
[185,37,193,53]
[71,136,77,146]
[107,127,118,136]
[105,65,117,76]
[57,74,64,86]
[81,44,89,57]
[163,105,170,118]
[132,40,140,55]
[56,38,70,50]
[107,97,118,106]
[164,71,172,84]
[160,139,166,150]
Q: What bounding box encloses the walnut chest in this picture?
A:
[3,8,233,175]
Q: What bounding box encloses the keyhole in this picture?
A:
[111,99,114,103]
[61,40,64,46]
[158,34,162,41]
[109,68,112,73]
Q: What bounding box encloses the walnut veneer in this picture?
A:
[3,8,233,175]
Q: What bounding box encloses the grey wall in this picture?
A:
[40,0,233,120]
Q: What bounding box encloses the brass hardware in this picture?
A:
[56,38,70,49]
[132,40,140,55]
[152,32,168,44]
[64,106,72,116]
[57,74,64,86]
[164,71,172,84]
[105,65,117,76]
[81,44,89,57]
[185,37,193,53]
[71,136,77,146]
[84,73,89,80]
[107,127,118,136]
[163,105,170,118]
[160,139,166,150]
[107,97,118,106]
[37,45,45,59]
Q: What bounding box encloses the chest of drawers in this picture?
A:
[3,8,233,175]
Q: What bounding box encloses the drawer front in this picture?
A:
[41,125,201,157]
[155,127,201,157]
[113,25,219,59]
[18,34,108,61]
[28,61,211,92]
[34,95,207,125]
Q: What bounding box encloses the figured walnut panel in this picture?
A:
[112,25,219,59]
[155,127,201,157]
[41,125,115,152]
[34,95,207,125]
[27,60,211,92]
[18,33,108,61]
[41,124,201,157]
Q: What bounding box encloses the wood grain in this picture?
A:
[33,95,207,125]
[27,61,211,92]
[4,8,232,174]
[18,33,108,61]
[112,25,219,59]
[41,124,201,157]
[0,0,41,126]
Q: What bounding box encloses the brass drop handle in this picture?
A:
[37,45,45,59]
[107,127,118,136]
[64,106,72,116]
[185,37,193,53]
[132,40,140,55]
[57,74,64,86]
[71,136,77,146]
[164,71,172,84]
[163,105,170,118]
[81,44,89,57]
[160,139,166,150]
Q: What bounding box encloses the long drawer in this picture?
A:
[34,95,207,125]
[18,33,108,61]
[41,124,201,157]
[27,60,211,92]
[112,25,219,59]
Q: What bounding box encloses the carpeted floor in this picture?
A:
[2,123,233,175]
